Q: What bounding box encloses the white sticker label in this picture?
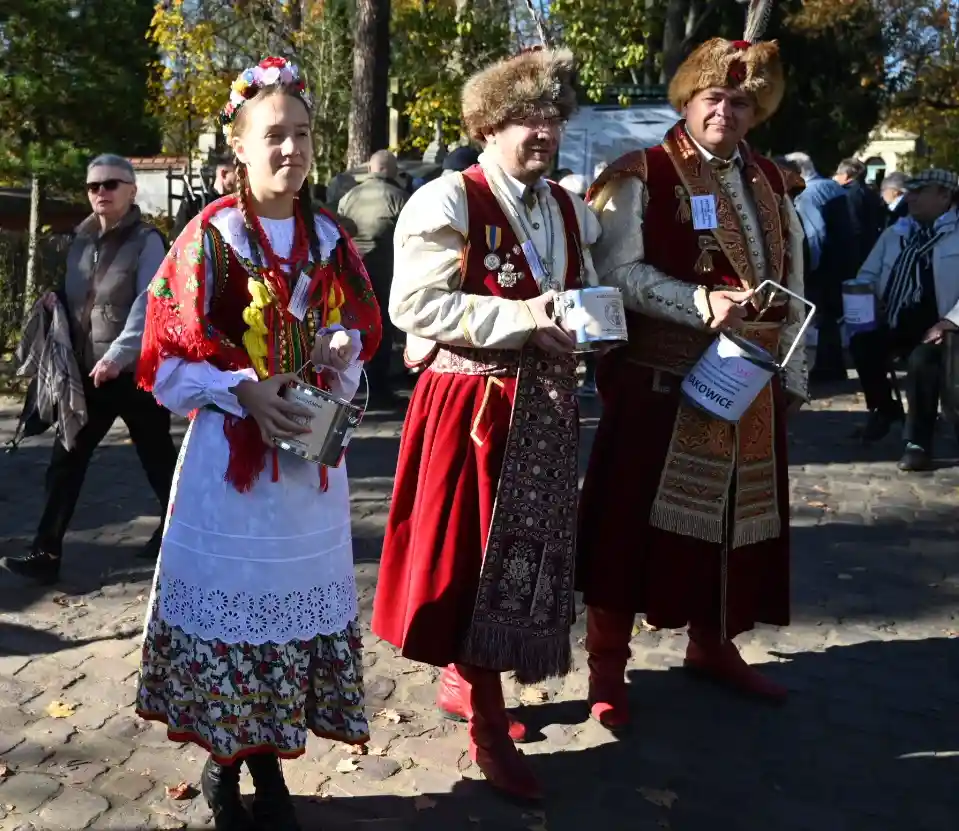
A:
[287,272,312,321]
[341,427,355,447]
[691,195,719,230]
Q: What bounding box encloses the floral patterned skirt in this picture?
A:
[136,590,369,763]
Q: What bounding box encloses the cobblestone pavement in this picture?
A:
[0,377,957,831]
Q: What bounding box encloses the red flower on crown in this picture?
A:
[731,40,751,50]
[259,56,287,69]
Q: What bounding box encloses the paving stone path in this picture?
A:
[0,378,957,831]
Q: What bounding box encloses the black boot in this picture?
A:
[137,524,163,560]
[246,753,301,830]
[853,406,904,443]
[898,443,934,472]
[2,550,61,585]
[200,757,255,831]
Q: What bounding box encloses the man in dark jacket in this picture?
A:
[835,158,887,268]
[3,154,177,585]
[787,152,858,382]
[337,150,410,407]
[171,155,236,237]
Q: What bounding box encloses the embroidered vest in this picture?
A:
[593,126,792,334]
[203,225,344,385]
[460,166,584,297]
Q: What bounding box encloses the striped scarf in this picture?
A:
[883,224,944,329]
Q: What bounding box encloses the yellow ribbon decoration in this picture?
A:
[240,271,347,379]
[243,277,273,379]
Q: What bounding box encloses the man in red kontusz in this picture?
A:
[371,48,601,802]
[577,7,810,731]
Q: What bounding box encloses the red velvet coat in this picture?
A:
[577,131,794,637]
[371,167,585,667]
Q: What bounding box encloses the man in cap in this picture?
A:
[848,168,959,470]
[577,4,809,730]
[371,48,600,801]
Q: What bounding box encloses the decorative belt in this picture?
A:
[429,346,520,378]
[624,316,782,376]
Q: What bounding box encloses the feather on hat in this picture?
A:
[461,48,577,143]
[668,0,784,124]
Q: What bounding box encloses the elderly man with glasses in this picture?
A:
[3,154,177,585]
[848,168,959,470]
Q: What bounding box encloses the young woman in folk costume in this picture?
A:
[134,57,382,831]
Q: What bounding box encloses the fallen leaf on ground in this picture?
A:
[0,764,10,778]
[368,745,387,756]
[45,700,77,719]
[806,500,829,510]
[518,687,548,705]
[135,594,146,603]
[413,795,436,811]
[52,594,86,608]
[346,743,367,755]
[335,758,359,773]
[639,786,678,809]
[374,708,404,724]
[165,781,196,800]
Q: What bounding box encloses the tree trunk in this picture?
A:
[661,0,691,83]
[23,173,41,321]
[643,0,657,86]
[347,0,389,168]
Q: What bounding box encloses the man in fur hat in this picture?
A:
[577,3,808,730]
[371,48,600,801]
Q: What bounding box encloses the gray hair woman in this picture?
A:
[3,153,176,584]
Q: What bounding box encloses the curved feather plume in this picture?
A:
[739,0,774,43]
[522,0,552,49]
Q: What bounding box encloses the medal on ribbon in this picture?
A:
[497,261,520,288]
[484,225,502,271]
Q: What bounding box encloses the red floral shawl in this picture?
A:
[137,194,382,491]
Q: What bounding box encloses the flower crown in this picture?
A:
[220,57,313,126]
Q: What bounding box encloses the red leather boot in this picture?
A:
[456,664,543,802]
[684,626,787,702]
[585,606,634,731]
[436,665,528,742]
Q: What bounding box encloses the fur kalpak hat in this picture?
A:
[668,0,784,124]
[461,48,577,142]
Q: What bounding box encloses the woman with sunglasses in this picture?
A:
[3,154,177,585]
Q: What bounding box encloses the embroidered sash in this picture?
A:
[629,317,781,549]
[456,347,579,683]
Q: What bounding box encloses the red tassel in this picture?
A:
[319,466,328,492]
[222,416,267,492]
[272,448,280,483]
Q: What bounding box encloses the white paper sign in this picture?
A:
[288,272,312,321]
[842,292,876,325]
[691,195,719,230]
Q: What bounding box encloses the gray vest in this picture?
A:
[65,207,158,369]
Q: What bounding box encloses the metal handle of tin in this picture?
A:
[355,367,370,411]
[295,359,370,409]
[750,279,817,370]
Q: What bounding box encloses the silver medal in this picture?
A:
[497,262,521,288]
[484,252,502,271]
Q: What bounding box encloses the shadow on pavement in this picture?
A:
[788,407,959,469]
[5,638,954,830]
